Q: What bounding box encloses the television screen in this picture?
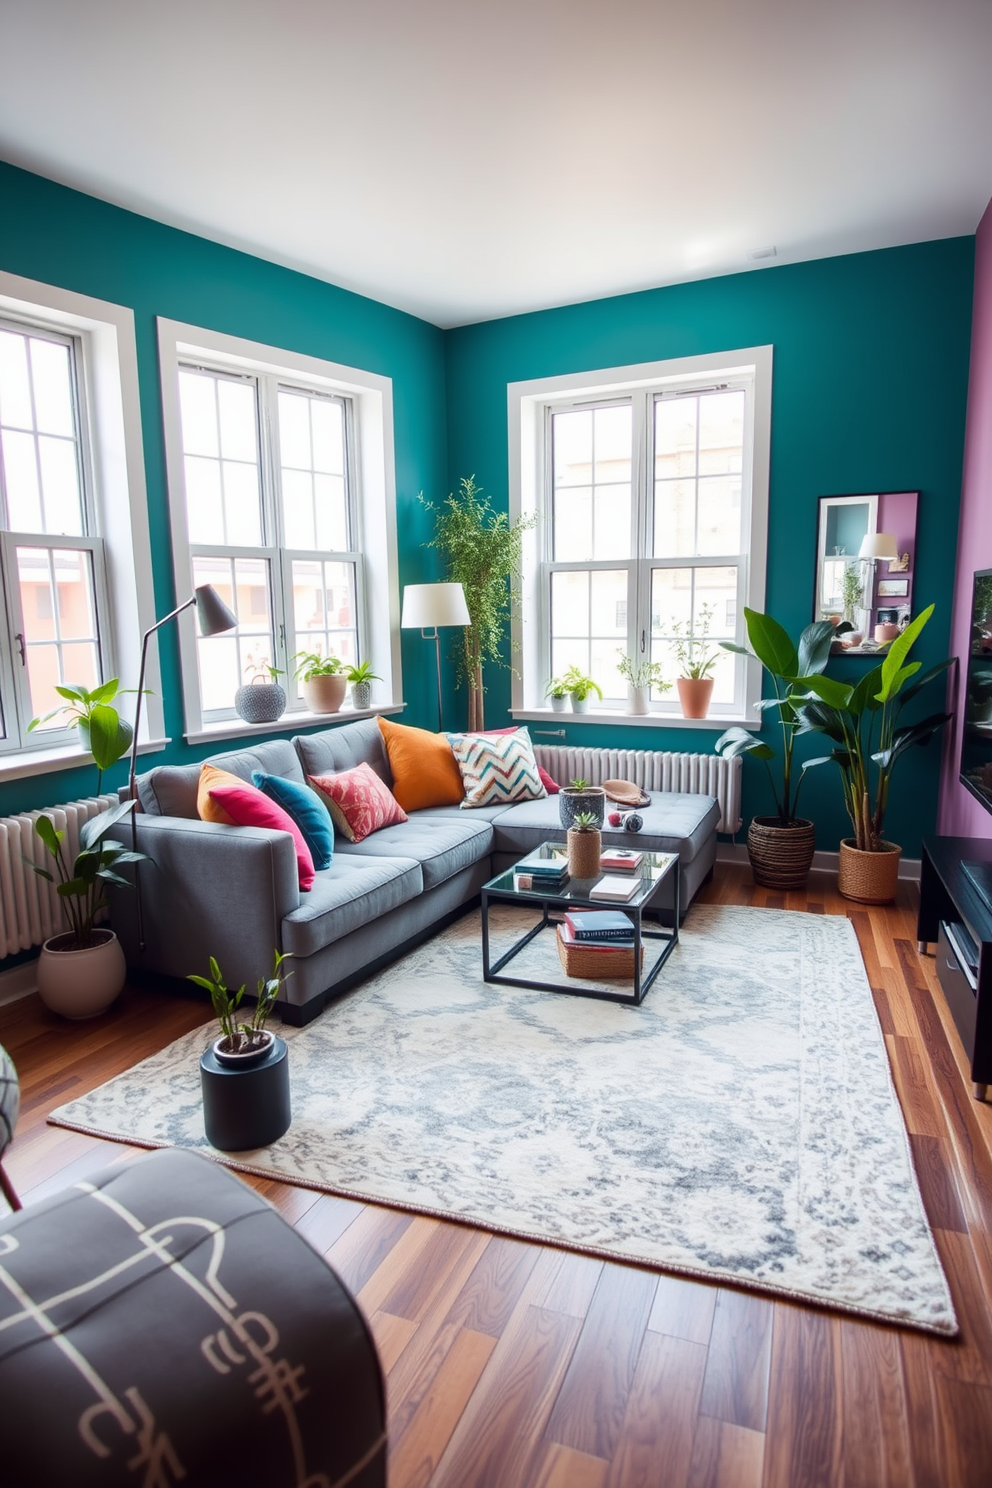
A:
[959,568,992,814]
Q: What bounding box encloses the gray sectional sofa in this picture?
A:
[114,717,720,1024]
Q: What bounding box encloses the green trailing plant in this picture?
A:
[616,651,672,692]
[29,679,140,794]
[841,565,864,620]
[292,649,344,681]
[715,612,836,824]
[189,951,293,1054]
[30,800,146,949]
[420,476,535,731]
[344,660,381,685]
[795,604,952,853]
[669,605,720,680]
[569,811,600,832]
[561,665,603,703]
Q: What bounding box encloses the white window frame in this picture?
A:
[508,346,772,729]
[157,319,402,742]
[0,272,164,782]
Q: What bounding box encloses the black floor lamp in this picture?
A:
[128,584,238,949]
[400,582,471,730]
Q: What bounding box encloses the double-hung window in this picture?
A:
[511,348,771,724]
[0,319,113,752]
[160,320,400,741]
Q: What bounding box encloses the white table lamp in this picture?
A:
[401,582,471,730]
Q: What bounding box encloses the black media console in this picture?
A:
[918,836,992,1101]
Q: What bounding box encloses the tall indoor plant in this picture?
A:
[421,476,534,730]
[29,679,137,795]
[796,604,951,903]
[716,612,835,888]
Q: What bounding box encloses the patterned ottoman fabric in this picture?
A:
[0,1147,385,1488]
[0,1044,18,1157]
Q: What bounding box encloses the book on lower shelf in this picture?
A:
[564,910,635,941]
[558,920,634,950]
[556,924,643,978]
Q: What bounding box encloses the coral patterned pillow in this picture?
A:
[308,762,408,843]
[447,727,547,808]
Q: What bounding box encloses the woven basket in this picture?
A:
[556,926,643,980]
[746,817,816,890]
[837,839,901,904]
[567,828,602,879]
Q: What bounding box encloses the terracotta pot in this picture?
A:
[747,817,816,890]
[874,623,900,644]
[838,839,902,904]
[567,827,602,879]
[37,928,126,1019]
[677,677,714,719]
[302,673,347,714]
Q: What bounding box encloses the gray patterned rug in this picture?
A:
[49,904,956,1335]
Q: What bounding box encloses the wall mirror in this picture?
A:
[813,490,919,656]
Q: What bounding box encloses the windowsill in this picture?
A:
[184,703,406,746]
[511,708,756,731]
[0,736,172,785]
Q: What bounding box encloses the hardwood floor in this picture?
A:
[3,865,992,1487]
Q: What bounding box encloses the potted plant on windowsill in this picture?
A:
[545,677,570,713]
[559,777,607,829]
[29,679,138,795]
[293,650,347,714]
[235,662,287,724]
[30,800,147,1018]
[716,613,835,889]
[561,665,603,714]
[616,651,671,715]
[669,606,720,718]
[795,604,951,904]
[345,660,381,711]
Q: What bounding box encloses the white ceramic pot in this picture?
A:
[37,929,126,1019]
[212,1029,275,1067]
[628,684,650,715]
[571,695,589,713]
[303,673,347,714]
[550,694,568,713]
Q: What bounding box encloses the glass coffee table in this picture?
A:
[481,842,680,1005]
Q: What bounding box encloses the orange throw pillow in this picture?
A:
[377,716,464,812]
[197,763,246,824]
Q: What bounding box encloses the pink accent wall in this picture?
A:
[939,197,992,837]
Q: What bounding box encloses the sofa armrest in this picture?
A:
[110,815,301,987]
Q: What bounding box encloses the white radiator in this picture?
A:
[533,746,742,835]
[0,794,118,958]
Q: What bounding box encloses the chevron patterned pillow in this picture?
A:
[447,727,547,809]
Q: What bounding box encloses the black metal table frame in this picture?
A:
[481,861,680,1006]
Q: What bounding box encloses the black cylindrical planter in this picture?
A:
[200,1037,291,1151]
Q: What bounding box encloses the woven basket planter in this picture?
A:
[567,827,602,879]
[746,816,816,890]
[838,839,902,904]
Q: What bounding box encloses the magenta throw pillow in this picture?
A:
[209,782,315,891]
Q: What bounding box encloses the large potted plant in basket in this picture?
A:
[715,613,835,889]
[30,800,146,1018]
[795,604,951,904]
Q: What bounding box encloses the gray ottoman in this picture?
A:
[0,1147,385,1487]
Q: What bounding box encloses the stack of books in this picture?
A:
[599,848,644,874]
[513,848,568,892]
[556,910,643,978]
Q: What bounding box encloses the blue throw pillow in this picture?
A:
[251,771,334,871]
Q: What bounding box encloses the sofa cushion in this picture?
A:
[448,727,546,808]
[281,855,423,956]
[334,811,493,890]
[138,738,305,818]
[293,717,393,786]
[377,716,464,811]
[253,771,335,870]
[491,791,722,864]
[309,763,408,842]
[209,782,316,892]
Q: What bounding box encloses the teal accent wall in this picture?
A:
[444,240,975,855]
[0,160,449,822]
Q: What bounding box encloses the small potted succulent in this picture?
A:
[669,605,720,719]
[234,661,287,724]
[566,810,602,879]
[545,677,570,713]
[561,664,603,714]
[559,776,607,830]
[189,951,292,1066]
[293,649,347,714]
[345,659,381,711]
[616,651,671,715]
[30,800,147,1018]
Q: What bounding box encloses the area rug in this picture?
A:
[49,904,956,1335]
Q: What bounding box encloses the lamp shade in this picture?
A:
[194,584,238,636]
[401,582,471,628]
[858,532,899,561]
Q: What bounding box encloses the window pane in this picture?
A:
[184,456,225,545]
[550,568,626,701]
[282,469,316,549]
[655,399,697,478]
[593,483,630,560]
[553,410,592,487]
[222,460,262,546]
[311,399,344,474]
[3,428,42,531]
[594,405,632,485]
[29,339,75,437]
[552,405,631,562]
[192,554,273,714]
[553,488,592,561]
[1,329,85,536]
[278,391,311,469]
[178,369,262,545]
[654,391,745,561]
[696,475,741,555]
[178,372,219,458]
[17,545,100,726]
[651,566,738,704]
[654,478,696,558]
[0,331,32,428]
[38,435,83,536]
[291,558,357,698]
[550,570,589,637]
[279,391,349,554]
[698,390,744,476]
[217,379,257,463]
[314,474,348,551]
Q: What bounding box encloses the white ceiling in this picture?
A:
[1,0,990,328]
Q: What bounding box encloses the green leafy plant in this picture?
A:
[421,476,535,730]
[292,649,344,681]
[545,676,569,700]
[841,565,864,620]
[569,811,600,832]
[568,777,591,791]
[29,679,139,794]
[561,665,603,703]
[245,661,284,682]
[616,651,672,692]
[715,612,836,823]
[795,604,952,852]
[669,605,720,680]
[189,950,293,1054]
[345,660,381,685]
[30,800,146,949]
